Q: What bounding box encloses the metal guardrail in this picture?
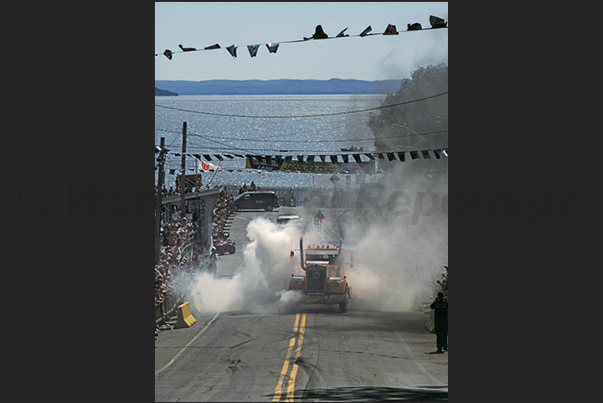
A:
[177,238,195,262]
[156,294,177,325]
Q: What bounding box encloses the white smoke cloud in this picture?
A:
[340,162,448,312]
[191,217,305,314]
[192,164,447,315]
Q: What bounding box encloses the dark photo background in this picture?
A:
[6,3,596,402]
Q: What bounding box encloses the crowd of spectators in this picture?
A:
[212,187,234,236]
[155,178,230,200]
[238,181,257,194]
[155,218,197,303]
[155,185,235,327]
[155,218,202,333]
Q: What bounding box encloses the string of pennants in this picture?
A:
[155,15,447,60]
[169,148,448,175]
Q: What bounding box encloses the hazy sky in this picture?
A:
[155,2,448,81]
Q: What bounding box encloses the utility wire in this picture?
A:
[156,127,447,145]
[155,25,448,57]
[155,92,447,119]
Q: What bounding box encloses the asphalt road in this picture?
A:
[155,207,448,402]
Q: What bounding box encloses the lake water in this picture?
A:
[155,94,386,189]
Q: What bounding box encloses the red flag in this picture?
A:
[198,159,221,171]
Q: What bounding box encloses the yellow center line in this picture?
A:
[285,313,306,402]
[272,313,301,401]
[272,313,307,402]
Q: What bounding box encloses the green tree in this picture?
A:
[367,64,448,153]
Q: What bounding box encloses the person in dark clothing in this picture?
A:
[430,291,448,353]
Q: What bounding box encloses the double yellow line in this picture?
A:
[272,312,307,402]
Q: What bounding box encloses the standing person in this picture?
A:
[430,292,448,353]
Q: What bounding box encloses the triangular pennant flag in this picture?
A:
[306,155,315,164]
[226,45,237,59]
[364,153,375,160]
[433,149,441,159]
[407,22,422,31]
[352,154,362,163]
[442,148,448,157]
[297,155,304,163]
[163,49,173,60]
[313,24,328,39]
[203,154,212,161]
[421,150,431,159]
[397,152,406,162]
[319,155,326,163]
[305,24,328,40]
[342,154,349,163]
[266,43,280,53]
[336,27,349,37]
[223,154,234,159]
[214,155,224,161]
[409,151,420,160]
[247,44,260,57]
[330,155,338,163]
[179,44,196,52]
[285,156,292,164]
[430,15,448,29]
[383,24,398,35]
[376,153,385,159]
[386,152,396,161]
[359,26,372,37]
[192,154,201,160]
[204,43,220,50]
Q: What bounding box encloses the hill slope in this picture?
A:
[155,87,178,96]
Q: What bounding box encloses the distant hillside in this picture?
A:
[154,79,404,95]
[155,87,178,96]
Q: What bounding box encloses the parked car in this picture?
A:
[233,191,280,211]
[276,214,300,224]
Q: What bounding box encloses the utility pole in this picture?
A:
[180,122,187,218]
[155,136,165,264]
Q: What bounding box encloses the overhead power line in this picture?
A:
[156,127,447,145]
[155,91,447,119]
